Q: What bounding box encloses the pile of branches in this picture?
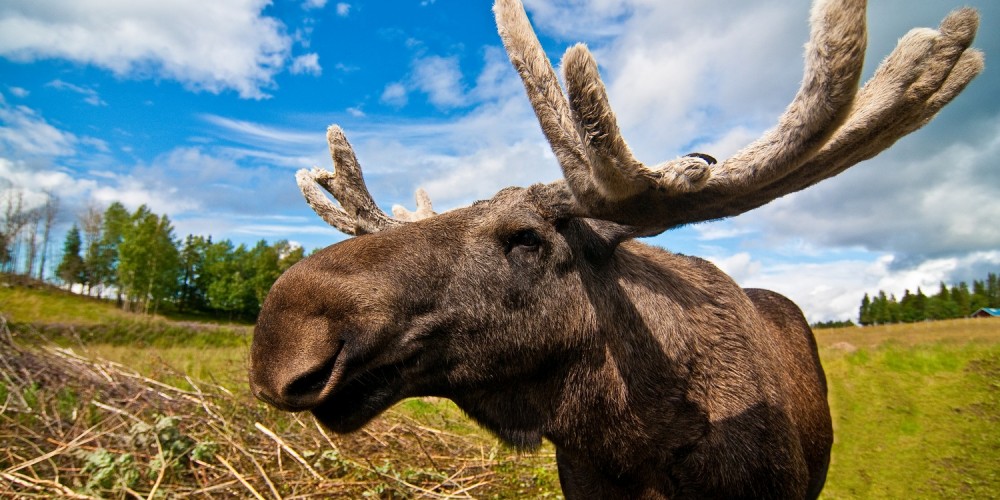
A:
[0,318,557,498]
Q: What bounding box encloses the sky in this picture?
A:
[1,0,998,323]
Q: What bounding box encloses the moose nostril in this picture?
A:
[281,360,336,408]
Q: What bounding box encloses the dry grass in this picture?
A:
[815,318,1000,350]
[0,318,560,499]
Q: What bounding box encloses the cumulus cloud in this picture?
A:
[0,158,97,203]
[381,55,471,111]
[0,0,296,99]
[707,251,1000,323]
[290,53,322,76]
[411,55,468,109]
[380,82,408,107]
[335,3,351,17]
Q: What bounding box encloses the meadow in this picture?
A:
[1,283,997,498]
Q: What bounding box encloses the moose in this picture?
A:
[249,0,982,497]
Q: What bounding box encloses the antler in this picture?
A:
[495,0,983,235]
[301,0,981,238]
[297,126,436,236]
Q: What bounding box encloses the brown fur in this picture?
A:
[250,186,832,498]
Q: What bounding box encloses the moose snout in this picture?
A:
[249,305,345,412]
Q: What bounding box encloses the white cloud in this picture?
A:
[734,115,1000,260]
[380,82,408,107]
[419,140,560,206]
[202,114,322,148]
[0,0,295,99]
[706,252,761,285]
[709,251,1000,323]
[335,2,350,16]
[0,158,97,204]
[89,175,199,216]
[0,102,78,157]
[302,0,328,10]
[290,53,322,76]
[521,0,632,39]
[6,87,29,98]
[412,55,467,109]
[694,224,755,242]
[46,79,107,106]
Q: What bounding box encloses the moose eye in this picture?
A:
[508,229,542,251]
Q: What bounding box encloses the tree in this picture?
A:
[22,205,43,278]
[96,202,130,304]
[80,204,104,295]
[988,273,1000,308]
[953,282,972,317]
[971,279,990,312]
[204,240,255,319]
[37,193,59,281]
[927,282,960,320]
[859,293,872,326]
[1,188,29,273]
[117,205,180,314]
[177,235,212,312]
[56,225,85,289]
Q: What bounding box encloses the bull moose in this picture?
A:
[249,0,982,497]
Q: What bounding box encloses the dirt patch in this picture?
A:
[829,341,858,353]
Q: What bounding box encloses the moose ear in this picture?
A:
[569,218,637,264]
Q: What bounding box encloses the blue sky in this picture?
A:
[1,0,998,322]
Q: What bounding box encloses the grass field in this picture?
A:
[2,283,998,498]
[819,336,1000,498]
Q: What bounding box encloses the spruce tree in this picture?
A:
[56,225,85,290]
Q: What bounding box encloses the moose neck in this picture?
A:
[448,242,717,473]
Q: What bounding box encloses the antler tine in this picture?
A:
[297,126,403,236]
[744,8,983,210]
[494,0,715,224]
[392,188,438,222]
[493,0,592,191]
[561,45,713,201]
[708,0,867,192]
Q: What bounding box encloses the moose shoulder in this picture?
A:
[249,0,982,498]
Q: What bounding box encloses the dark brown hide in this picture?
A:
[250,186,833,498]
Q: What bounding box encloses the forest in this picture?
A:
[858,273,1000,326]
[1,191,303,321]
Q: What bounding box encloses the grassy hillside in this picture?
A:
[819,336,999,498]
[1,284,998,498]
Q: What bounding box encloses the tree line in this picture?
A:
[858,272,1000,326]
[54,202,304,320]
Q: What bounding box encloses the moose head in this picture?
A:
[249,0,982,497]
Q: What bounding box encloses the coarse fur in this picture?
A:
[251,186,832,498]
[250,0,983,498]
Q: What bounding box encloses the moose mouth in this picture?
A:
[309,362,406,434]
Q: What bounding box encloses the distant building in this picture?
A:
[970,307,1000,318]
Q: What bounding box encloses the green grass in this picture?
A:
[2,283,999,497]
[817,329,1000,498]
[0,282,132,325]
